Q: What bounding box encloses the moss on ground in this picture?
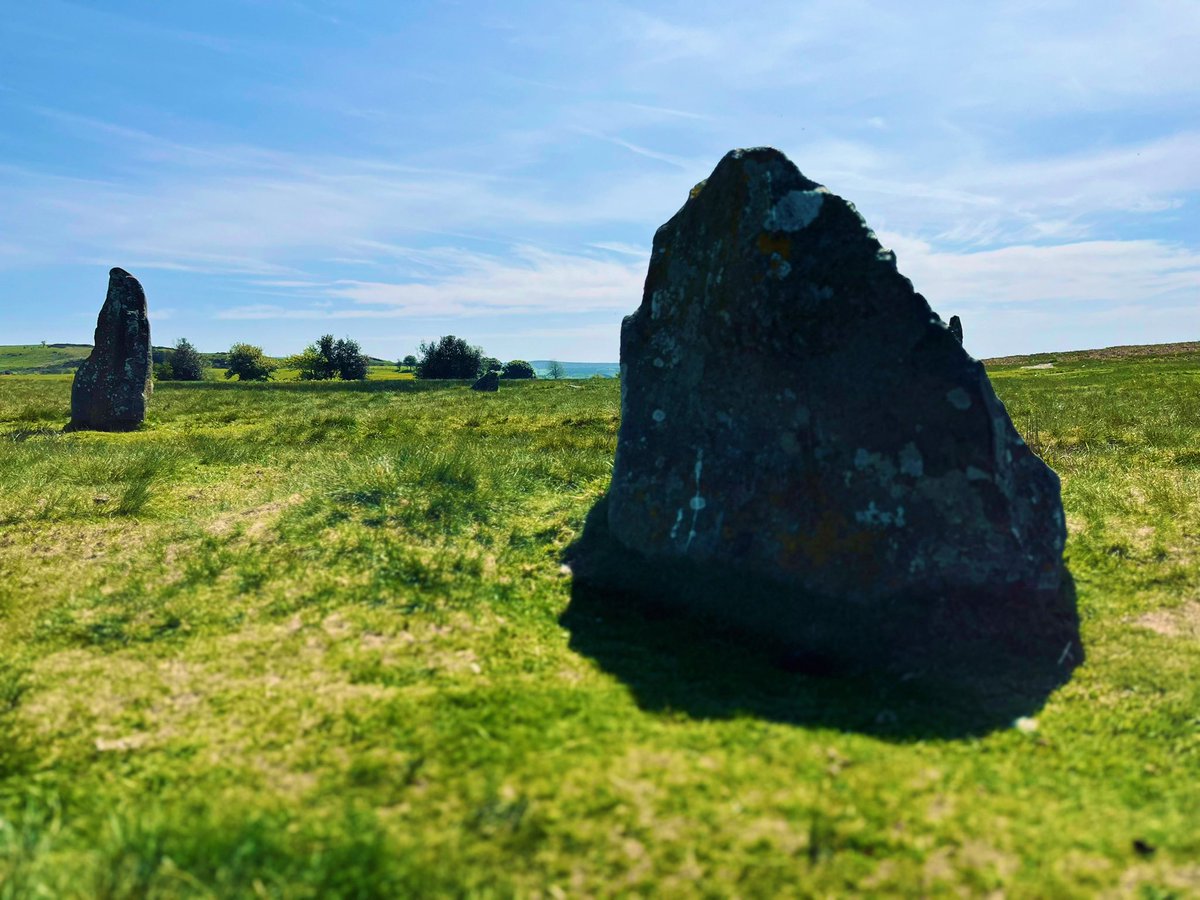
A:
[0,363,1197,897]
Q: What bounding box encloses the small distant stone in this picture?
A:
[1014,716,1038,733]
[948,315,963,343]
[67,268,152,432]
[471,371,499,392]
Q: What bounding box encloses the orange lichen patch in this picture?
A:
[756,232,792,260]
[773,510,883,586]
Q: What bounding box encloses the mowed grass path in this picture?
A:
[0,364,1197,897]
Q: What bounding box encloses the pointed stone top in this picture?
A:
[948,315,964,343]
[717,146,822,189]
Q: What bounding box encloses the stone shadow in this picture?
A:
[561,498,1082,741]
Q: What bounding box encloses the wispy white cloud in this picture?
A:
[44,0,241,53]
[0,111,686,278]
[574,128,692,169]
[588,241,647,258]
[221,246,645,319]
[2,1,1198,361]
[882,233,1200,311]
[816,131,1200,247]
[614,1,1200,111]
[620,102,709,121]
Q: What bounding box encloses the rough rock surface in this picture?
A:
[68,268,152,432]
[604,148,1066,615]
[948,315,963,343]
[471,371,499,392]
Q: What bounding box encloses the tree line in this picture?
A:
[153,334,556,382]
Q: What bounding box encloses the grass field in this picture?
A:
[0,355,1198,897]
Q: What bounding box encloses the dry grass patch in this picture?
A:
[1134,601,1200,639]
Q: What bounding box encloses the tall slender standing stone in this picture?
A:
[68,268,152,432]
[588,148,1070,657]
[948,315,963,343]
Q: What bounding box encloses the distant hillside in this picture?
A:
[0,344,392,375]
[529,360,619,379]
[984,341,1200,368]
[11,340,1194,378]
[0,344,93,374]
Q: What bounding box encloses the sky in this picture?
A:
[0,0,1198,362]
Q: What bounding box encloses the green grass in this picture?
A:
[0,359,1198,896]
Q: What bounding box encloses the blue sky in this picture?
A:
[1,0,1198,361]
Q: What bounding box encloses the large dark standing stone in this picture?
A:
[67,268,152,432]
[578,148,1071,663]
[471,371,500,392]
[948,315,963,343]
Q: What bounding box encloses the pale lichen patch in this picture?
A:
[763,189,825,231]
[946,388,972,411]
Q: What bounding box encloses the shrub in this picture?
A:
[481,357,502,373]
[225,343,275,381]
[153,360,174,381]
[292,335,369,381]
[501,360,535,379]
[171,338,205,382]
[334,338,370,381]
[416,336,484,380]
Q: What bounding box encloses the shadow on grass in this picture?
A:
[561,498,1082,741]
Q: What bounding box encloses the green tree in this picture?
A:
[225,343,275,381]
[288,346,325,380]
[546,360,566,380]
[416,335,484,379]
[500,360,535,379]
[298,335,339,381]
[293,335,369,381]
[333,337,369,380]
[481,356,502,373]
[171,338,204,382]
[399,354,418,370]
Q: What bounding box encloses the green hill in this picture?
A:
[984,340,1200,368]
[0,344,93,374]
